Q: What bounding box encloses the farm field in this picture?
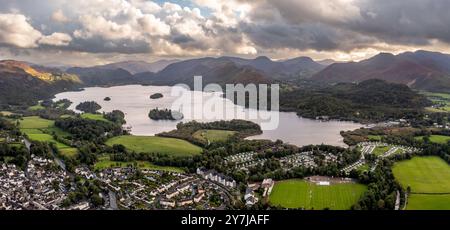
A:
[422,91,450,112]
[407,194,450,210]
[80,113,109,122]
[269,179,367,210]
[19,116,54,129]
[28,103,45,111]
[367,135,383,141]
[19,116,78,158]
[94,156,184,173]
[393,156,450,210]
[415,135,450,144]
[106,136,202,157]
[393,156,450,193]
[193,129,236,143]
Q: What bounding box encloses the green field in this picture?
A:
[393,156,450,210]
[106,136,202,157]
[356,164,370,173]
[8,143,24,148]
[28,102,45,111]
[422,91,450,112]
[372,146,391,156]
[415,135,450,144]
[193,129,236,143]
[81,113,109,122]
[60,114,74,119]
[407,194,450,210]
[19,116,54,129]
[19,116,78,158]
[367,135,383,141]
[269,179,367,210]
[393,156,450,193]
[94,156,184,173]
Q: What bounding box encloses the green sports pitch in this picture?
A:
[269,179,367,210]
[393,156,450,210]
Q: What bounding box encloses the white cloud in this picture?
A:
[163,2,183,12]
[39,32,72,46]
[74,14,141,40]
[130,0,162,13]
[51,9,69,23]
[0,13,42,48]
[137,14,171,36]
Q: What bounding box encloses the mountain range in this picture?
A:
[2,50,450,106]
[313,50,450,92]
[89,59,180,74]
[70,55,325,87]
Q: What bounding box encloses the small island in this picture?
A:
[148,108,183,120]
[76,101,102,113]
[104,97,111,101]
[150,93,163,99]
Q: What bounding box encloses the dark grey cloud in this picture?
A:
[68,37,152,54]
[242,0,450,51]
[350,0,450,45]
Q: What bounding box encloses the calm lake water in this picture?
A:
[54,85,365,147]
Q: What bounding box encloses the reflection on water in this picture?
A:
[54,85,365,147]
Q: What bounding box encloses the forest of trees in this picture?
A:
[280,79,431,122]
[55,117,123,144]
[104,110,126,124]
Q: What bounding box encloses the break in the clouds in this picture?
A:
[1,0,450,65]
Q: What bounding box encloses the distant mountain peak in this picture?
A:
[366,52,395,61]
[254,56,271,61]
[312,50,450,92]
[93,59,180,74]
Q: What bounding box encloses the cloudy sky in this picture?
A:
[1,0,450,66]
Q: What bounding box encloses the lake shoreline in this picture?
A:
[54,84,366,147]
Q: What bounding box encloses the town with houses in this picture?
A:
[1,136,424,210]
[0,154,238,210]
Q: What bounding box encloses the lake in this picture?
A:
[54,85,365,147]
